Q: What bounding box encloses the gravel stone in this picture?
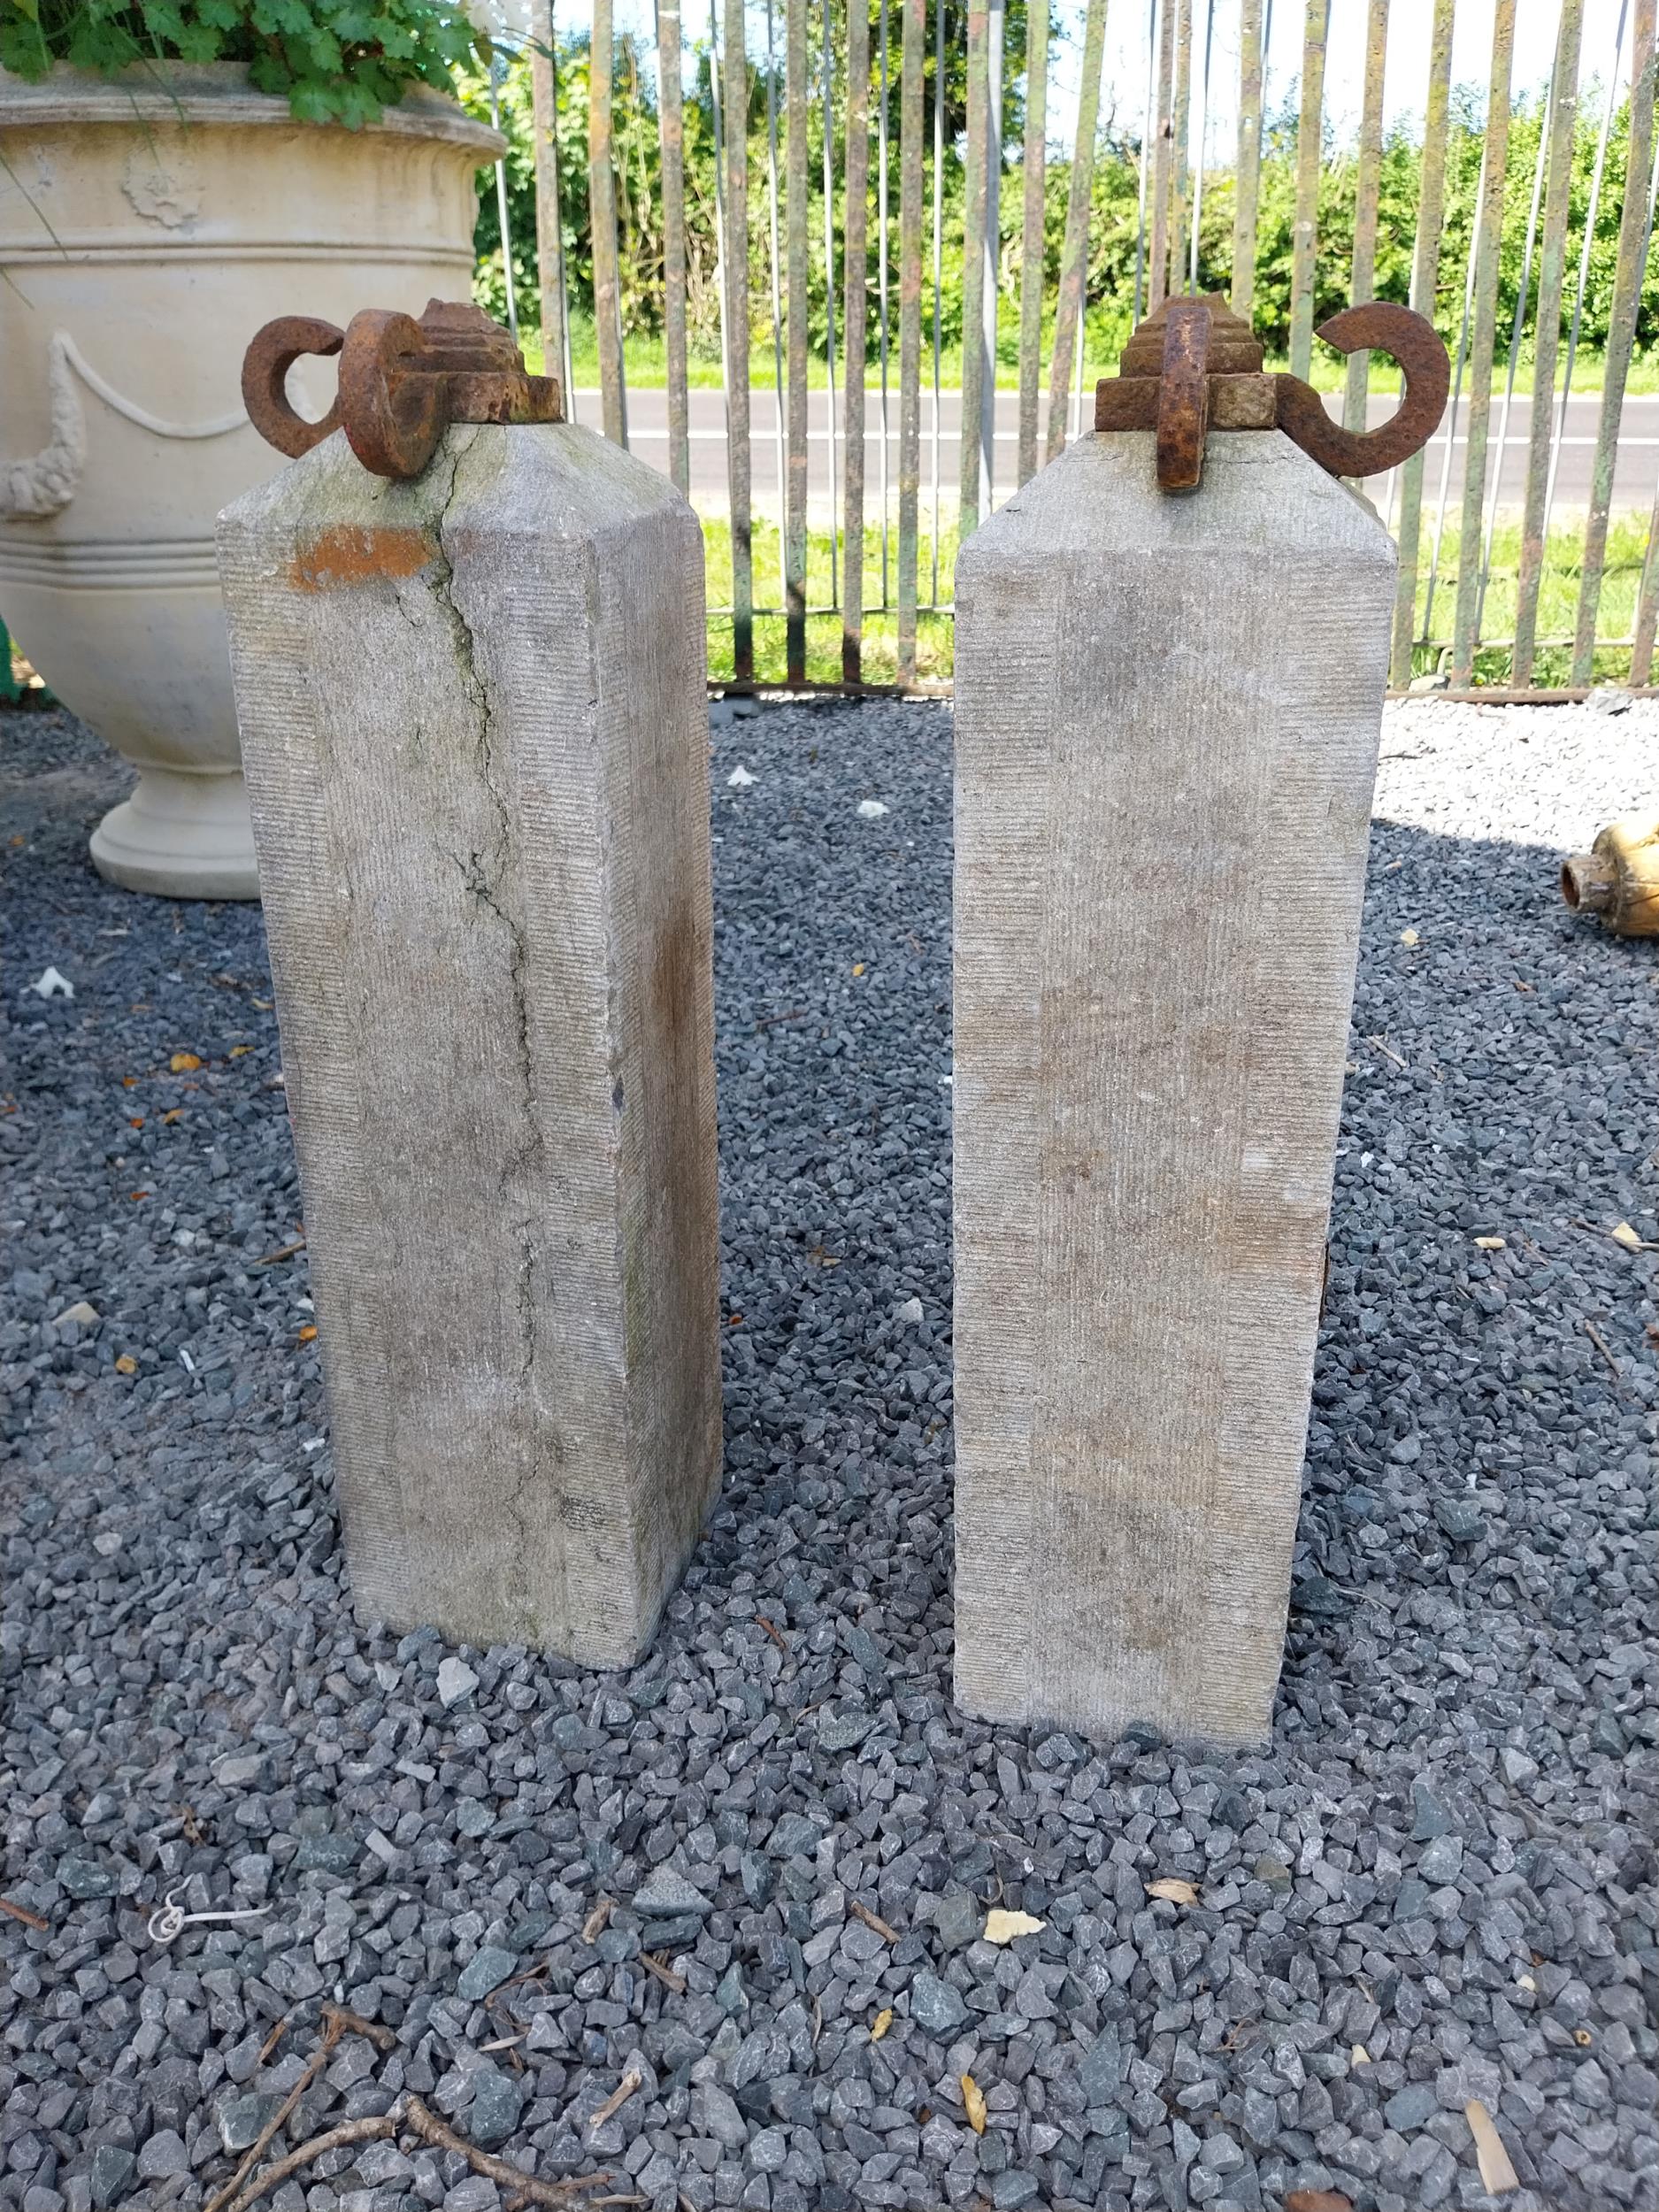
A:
[215,2093,285,2153]
[929,1890,982,1949]
[436,1656,479,1708]
[1384,2084,1439,2132]
[908,1973,969,2038]
[4,697,1655,2212]
[988,2173,1040,2208]
[466,2067,523,2149]
[634,1867,712,1915]
[134,2131,189,2180]
[87,2149,134,2211]
[455,1946,518,2001]
[1433,1494,1486,1543]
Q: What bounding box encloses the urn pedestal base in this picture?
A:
[90,764,257,902]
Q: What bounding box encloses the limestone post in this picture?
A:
[217,307,720,1668]
[952,299,1443,1747]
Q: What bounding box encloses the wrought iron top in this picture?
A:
[1094,296,1450,493]
[243,300,562,482]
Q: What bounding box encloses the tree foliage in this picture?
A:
[467,24,1655,376]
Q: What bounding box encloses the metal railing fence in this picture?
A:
[489,0,1659,694]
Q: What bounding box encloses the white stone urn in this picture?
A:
[0,64,502,899]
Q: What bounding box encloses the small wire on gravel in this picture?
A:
[2,695,1655,2212]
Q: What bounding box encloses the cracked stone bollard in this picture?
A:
[951,298,1448,1747]
[216,302,720,1665]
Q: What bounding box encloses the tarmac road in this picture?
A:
[562,383,1659,520]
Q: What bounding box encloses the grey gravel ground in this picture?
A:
[3,694,1655,2212]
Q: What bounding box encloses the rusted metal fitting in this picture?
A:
[242,299,563,480]
[1095,296,1449,493]
[1560,815,1659,937]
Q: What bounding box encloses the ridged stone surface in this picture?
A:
[216,422,720,1666]
[952,430,1397,1747]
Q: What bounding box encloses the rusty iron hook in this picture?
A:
[243,300,562,480]
[240,315,345,459]
[1272,303,1452,481]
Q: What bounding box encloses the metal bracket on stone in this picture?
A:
[242,299,562,481]
[1094,296,1450,493]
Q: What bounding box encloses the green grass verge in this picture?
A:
[693,511,1651,688]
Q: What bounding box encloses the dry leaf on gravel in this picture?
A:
[982,1909,1046,1945]
[170,1052,203,1071]
[1285,2192,1353,2212]
[869,2008,892,2043]
[960,2076,987,2135]
[1145,1878,1200,1907]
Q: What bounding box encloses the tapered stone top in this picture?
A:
[217,422,720,1667]
[951,429,1395,1748]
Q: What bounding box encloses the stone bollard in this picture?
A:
[951,299,1448,1747]
[217,303,721,1667]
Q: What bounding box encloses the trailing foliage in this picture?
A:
[0,0,488,127]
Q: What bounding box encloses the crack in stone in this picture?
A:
[419,434,549,1635]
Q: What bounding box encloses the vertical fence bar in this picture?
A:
[1188,0,1215,289]
[654,0,691,494]
[1134,0,1158,320]
[981,0,1006,509]
[845,0,870,678]
[1148,0,1177,311]
[488,58,520,348]
[1387,0,1455,687]
[532,3,569,392]
[878,0,894,597]
[1342,0,1388,434]
[1513,0,1586,687]
[589,0,627,443]
[1633,475,1659,684]
[1016,0,1048,485]
[822,0,841,607]
[1045,0,1109,458]
[1231,0,1263,319]
[1167,0,1192,299]
[1450,0,1517,685]
[959,0,990,535]
[708,0,730,451]
[1286,0,1328,381]
[1637,515,1659,681]
[786,0,810,681]
[897,0,926,679]
[1421,145,1482,653]
[1575,0,1656,681]
[1631,151,1659,681]
[1079,280,1093,435]
[1476,63,1551,639]
[766,0,788,526]
[1546,0,1629,541]
[722,0,754,679]
[930,0,945,602]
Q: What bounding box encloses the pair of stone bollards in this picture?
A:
[219,296,1444,1747]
